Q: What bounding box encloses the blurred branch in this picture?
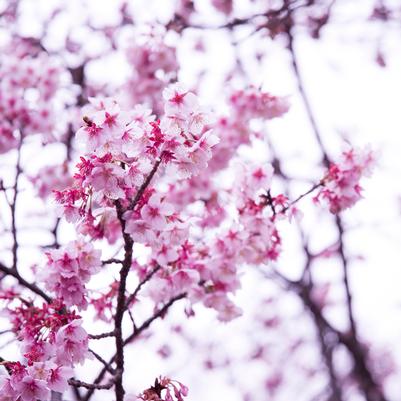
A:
[0,261,51,303]
[284,10,388,399]
[10,134,23,272]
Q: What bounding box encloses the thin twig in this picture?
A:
[128,157,162,210]
[89,348,116,374]
[89,330,116,340]
[10,134,23,272]
[125,264,162,309]
[281,181,323,213]
[69,377,115,390]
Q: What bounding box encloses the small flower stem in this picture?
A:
[128,157,162,210]
[282,181,323,213]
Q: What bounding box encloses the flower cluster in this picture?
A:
[233,162,281,263]
[55,84,218,240]
[164,86,289,234]
[89,280,119,322]
[141,161,282,322]
[122,33,178,115]
[0,37,64,154]
[137,377,188,401]
[229,86,289,121]
[187,163,280,321]
[0,4,383,401]
[30,163,72,200]
[316,147,375,213]
[1,302,87,401]
[108,86,291,321]
[207,87,289,174]
[41,239,101,309]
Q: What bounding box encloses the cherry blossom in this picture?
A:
[0,4,387,401]
[30,164,72,200]
[40,240,101,309]
[47,365,74,393]
[55,319,89,366]
[0,37,66,152]
[14,375,50,401]
[316,146,376,213]
[229,86,290,121]
[138,377,188,401]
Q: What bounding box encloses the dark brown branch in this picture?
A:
[69,377,115,390]
[125,292,186,344]
[128,157,162,210]
[82,293,186,401]
[180,2,292,31]
[282,181,323,213]
[0,262,51,303]
[335,216,357,339]
[113,199,134,401]
[90,157,163,401]
[50,218,61,249]
[50,391,62,401]
[10,135,23,272]
[89,348,116,374]
[89,330,116,340]
[102,258,123,266]
[72,386,83,401]
[297,282,387,401]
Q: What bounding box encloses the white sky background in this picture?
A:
[1,0,401,400]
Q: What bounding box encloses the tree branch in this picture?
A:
[82,293,186,401]
[285,21,388,399]
[10,134,23,272]
[128,157,162,211]
[0,262,51,303]
[113,199,134,401]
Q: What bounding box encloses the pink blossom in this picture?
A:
[203,293,242,322]
[163,84,198,116]
[41,239,101,309]
[124,215,157,244]
[171,269,200,294]
[138,377,188,401]
[30,164,72,199]
[0,376,17,401]
[141,194,174,231]
[14,375,50,401]
[316,146,376,213]
[89,162,126,200]
[229,86,289,121]
[154,243,179,266]
[47,365,74,392]
[55,319,89,366]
